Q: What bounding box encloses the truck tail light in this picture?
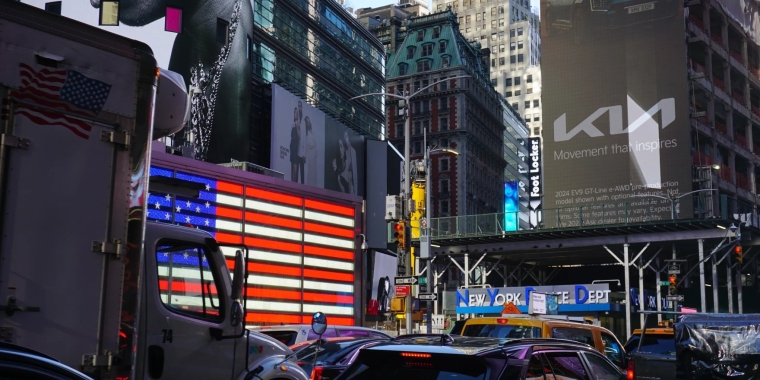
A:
[627,358,634,380]
[311,366,323,380]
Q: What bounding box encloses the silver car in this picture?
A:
[250,325,392,347]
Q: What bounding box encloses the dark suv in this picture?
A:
[335,335,626,380]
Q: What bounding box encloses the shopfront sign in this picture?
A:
[456,284,611,314]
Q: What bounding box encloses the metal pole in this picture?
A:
[671,243,676,312]
[737,264,743,314]
[464,253,470,318]
[403,96,412,334]
[424,127,433,334]
[624,243,631,340]
[712,255,719,312]
[727,253,734,313]
[698,239,706,312]
[639,258,645,329]
[655,259,662,323]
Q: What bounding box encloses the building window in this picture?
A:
[422,79,430,93]
[407,46,416,59]
[533,127,540,135]
[414,141,422,154]
[525,114,530,120]
[527,74,533,83]
[499,18,505,26]
[422,43,433,56]
[439,41,447,53]
[510,55,516,64]
[398,63,408,75]
[499,57,505,66]
[442,55,451,68]
[216,18,230,45]
[422,100,430,112]
[417,30,425,41]
[481,35,486,40]
[499,6,505,13]
[433,27,441,38]
[512,102,518,109]
[499,44,505,53]
[466,27,472,33]
[45,1,62,15]
[515,90,521,96]
[518,41,524,49]
[440,157,450,171]
[440,97,449,110]
[517,27,523,36]
[518,54,524,62]
[466,15,471,23]
[505,78,512,87]
[440,117,449,130]
[459,17,464,24]
[414,121,422,135]
[492,58,496,67]
[533,99,539,107]
[498,31,505,40]
[515,77,521,85]
[440,200,450,214]
[534,115,540,122]
[510,42,516,51]
[441,138,449,148]
[510,28,515,37]
[527,88,533,94]
[525,101,531,109]
[492,78,498,86]
[476,13,481,21]
[396,124,404,137]
[417,60,431,72]
[414,81,421,93]
[491,33,497,40]
[439,77,448,91]
[506,91,513,97]
[246,35,251,61]
[491,6,497,15]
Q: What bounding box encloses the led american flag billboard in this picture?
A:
[147,166,358,326]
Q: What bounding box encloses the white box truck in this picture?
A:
[0,2,310,379]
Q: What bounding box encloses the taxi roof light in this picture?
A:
[496,318,509,324]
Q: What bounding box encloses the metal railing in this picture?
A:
[428,194,760,240]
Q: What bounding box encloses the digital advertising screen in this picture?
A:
[540,0,693,227]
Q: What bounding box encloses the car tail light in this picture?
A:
[496,319,508,324]
[297,361,304,367]
[311,366,323,380]
[401,352,431,358]
[627,358,634,380]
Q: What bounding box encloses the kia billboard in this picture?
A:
[540,0,692,226]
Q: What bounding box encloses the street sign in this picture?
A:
[667,264,680,275]
[419,284,428,293]
[666,295,684,302]
[418,276,427,285]
[395,285,410,297]
[395,276,419,285]
[431,314,445,329]
[419,293,437,301]
[660,281,670,286]
[397,265,405,276]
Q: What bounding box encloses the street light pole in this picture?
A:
[634,189,719,220]
[350,75,471,334]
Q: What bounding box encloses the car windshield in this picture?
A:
[295,339,370,365]
[340,350,489,380]
[625,334,676,355]
[259,330,298,346]
[461,324,539,339]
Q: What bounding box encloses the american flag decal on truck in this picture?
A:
[14,63,112,139]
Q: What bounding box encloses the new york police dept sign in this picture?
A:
[456,284,611,314]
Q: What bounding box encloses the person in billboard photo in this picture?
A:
[343,130,359,195]
[290,107,301,182]
[297,101,306,184]
[305,116,318,186]
[90,0,254,163]
[376,276,391,313]
[333,138,353,194]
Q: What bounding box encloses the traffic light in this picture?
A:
[668,274,677,296]
[734,245,744,264]
[393,222,406,251]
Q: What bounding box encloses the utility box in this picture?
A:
[386,195,401,221]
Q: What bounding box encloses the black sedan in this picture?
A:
[335,335,626,380]
[292,337,389,380]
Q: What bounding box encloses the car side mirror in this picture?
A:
[230,300,243,327]
[311,312,328,336]
[230,250,245,301]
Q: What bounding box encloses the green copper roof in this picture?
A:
[387,10,490,80]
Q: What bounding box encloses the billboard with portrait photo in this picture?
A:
[270,84,326,188]
[368,252,397,315]
[325,116,366,197]
[540,0,693,226]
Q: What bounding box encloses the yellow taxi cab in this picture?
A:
[623,322,675,356]
[452,315,627,369]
